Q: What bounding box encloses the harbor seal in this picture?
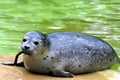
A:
[2,31,120,77]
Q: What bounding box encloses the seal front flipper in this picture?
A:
[16,61,24,67]
[14,51,24,65]
[1,62,15,66]
[1,51,24,67]
[52,69,74,77]
[1,61,24,67]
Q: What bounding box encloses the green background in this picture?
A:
[0,0,120,56]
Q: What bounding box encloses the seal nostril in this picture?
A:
[24,46,30,50]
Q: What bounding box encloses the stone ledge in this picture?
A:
[0,54,120,80]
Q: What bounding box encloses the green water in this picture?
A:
[0,0,120,55]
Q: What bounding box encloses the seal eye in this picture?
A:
[34,41,39,45]
[23,39,27,42]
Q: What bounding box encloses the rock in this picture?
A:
[0,54,120,80]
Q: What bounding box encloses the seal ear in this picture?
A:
[42,34,48,44]
[42,34,46,40]
[42,34,50,46]
[36,31,46,40]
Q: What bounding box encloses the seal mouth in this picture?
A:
[23,50,33,55]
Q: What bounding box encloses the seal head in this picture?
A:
[21,31,45,55]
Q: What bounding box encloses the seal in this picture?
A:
[2,31,120,77]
